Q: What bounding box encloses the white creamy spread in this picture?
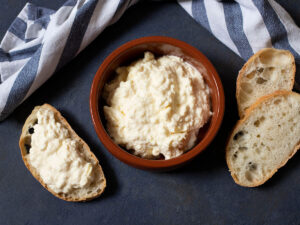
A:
[27,109,94,194]
[103,52,212,159]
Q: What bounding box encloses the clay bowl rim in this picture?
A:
[90,36,225,170]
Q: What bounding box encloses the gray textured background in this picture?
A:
[0,1,300,224]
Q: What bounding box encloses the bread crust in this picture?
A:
[236,48,295,118]
[19,104,106,201]
[226,91,300,187]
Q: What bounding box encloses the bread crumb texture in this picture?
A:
[238,48,294,117]
[227,93,300,186]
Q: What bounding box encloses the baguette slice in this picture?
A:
[19,104,106,201]
[236,48,295,118]
[226,91,300,187]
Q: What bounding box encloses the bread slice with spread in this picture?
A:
[19,104,106,201]
[236,48,295,118]
[226,91,300,187]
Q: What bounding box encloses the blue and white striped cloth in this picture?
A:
[0,0,299,121]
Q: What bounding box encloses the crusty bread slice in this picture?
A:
[236,48,295,118]
[226,91,300,187]
[19,104,106,201]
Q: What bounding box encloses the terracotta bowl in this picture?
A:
[90,36,224,171]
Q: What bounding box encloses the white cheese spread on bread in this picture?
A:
[27,109,95,194]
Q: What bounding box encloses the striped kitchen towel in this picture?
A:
[0,0,299,121]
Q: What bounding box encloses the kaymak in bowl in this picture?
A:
[90,36,224,170]
[103,52,211,160]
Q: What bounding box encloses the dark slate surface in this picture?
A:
[0,1,299,225]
